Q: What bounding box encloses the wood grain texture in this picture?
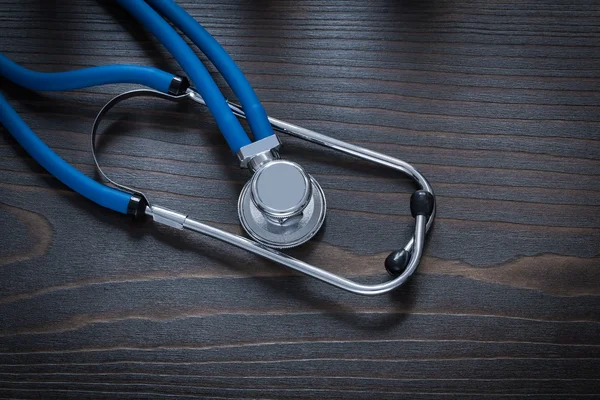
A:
[1,0,599,398]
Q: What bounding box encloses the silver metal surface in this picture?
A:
[251,160,312,220]
[247,152,275,172]
[236,135,281,169]
[238,161,326,248]
[150,205,186,230]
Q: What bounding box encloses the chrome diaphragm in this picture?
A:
[238,159,326,248]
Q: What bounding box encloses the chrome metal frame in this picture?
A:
[92,88,436,295]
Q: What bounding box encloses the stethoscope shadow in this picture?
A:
[144,217,417,330]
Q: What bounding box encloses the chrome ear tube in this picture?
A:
[92,88,436,296]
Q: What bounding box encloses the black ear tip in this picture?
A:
[410,190,435,218]
[385,249,411,276]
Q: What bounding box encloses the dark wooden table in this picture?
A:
[1,1,599,398]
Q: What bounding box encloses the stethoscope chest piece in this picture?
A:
[238,159,326,248]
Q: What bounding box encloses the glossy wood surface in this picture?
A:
[0,0,599,398]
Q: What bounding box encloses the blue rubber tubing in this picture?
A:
[0,93,132,214]
[147,0,274,141]
[0,53,175,93]
[116,0,251,152]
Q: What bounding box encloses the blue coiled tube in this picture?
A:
[116,0,251,153]
[0,93,132,214]
[0,53,175,93]
[147,0,274,141]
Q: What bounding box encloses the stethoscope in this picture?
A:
[0,0,435,296]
